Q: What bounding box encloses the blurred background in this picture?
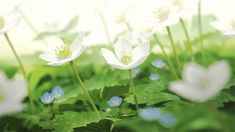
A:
[0,0,235,57]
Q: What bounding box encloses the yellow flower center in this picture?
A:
[0,90,5,102]
[121,55,133,65]
[112,100,119,106]
[0,16,5,30]
[198,81,209,89]
[173,0,182,6]
[154,7,171,22]
[55,45,72,58]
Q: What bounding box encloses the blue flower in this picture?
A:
[159,113,176,127]
[151,59,166,69]
[40,92,54,104]
[51,85,64,99]
[107,96,123,107]
[138,107,161,121]
[149,73,159,80]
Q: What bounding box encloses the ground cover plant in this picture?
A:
[1,0,235,131]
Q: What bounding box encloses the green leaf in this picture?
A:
[125,82,179,105]
[39,111,100,132]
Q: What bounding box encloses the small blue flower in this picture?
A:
[151,59,166,69]
[51,85,64,99]
[149,73,159,80]
[138,107,161,121]
[107,96,123,107]
[40,92,54,104]
[159,113,176,127]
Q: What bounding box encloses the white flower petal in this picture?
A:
[70,45,85,60]
[4,78,27,100]
[0,100,23,116]
[0,72,26,116]
[101,48,120,65]
[132,42,150,61]
[208,60,230,91]
[47,58,72,66]
[114,38,132,60]
[210,21,233,33]
[101,48,129,69]
[224,31,235,36]
[39,53,58,62]
[70,32,84,53]
[170,81,208,102]
[182,63,207,84]
[127,54,150,69]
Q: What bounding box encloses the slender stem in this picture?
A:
[125,22,133,32]
[198,0,206,64]
[180,18,195,62]
[48,104,54,119]
[4,33,35,113]
[19,9,39,34]
[99,12,111,44]
[166,26,181,70]
[69,61,101,119]
[19,9,49,45]
[153,34,179,79]
[128,69,139,112]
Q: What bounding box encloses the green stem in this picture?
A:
[69,61,101,119]
[125,22,133,32]
[48,104,54,119]
[166,26,181,70]
[128,69,139,112]
[198,0,206,64]
[153,34,179,79]
[180,18,195,62]
[4,33,35,113]
[19,9,39,34]
[99,12,111,44]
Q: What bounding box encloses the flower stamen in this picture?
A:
[121,55,133,65]
[154,7,171,22]
[0,92,5,101]
[0,16,5,30]
[55,45,72,58]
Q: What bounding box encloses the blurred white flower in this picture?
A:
[115,11,127,24]
[39,32,85,66]
[0,72,27,116]
[211,19,235,35]
[101,38,150,70]
[120,27,153,47]
[151,4,186,28]
[170,61,230,102]
[0,6,21,34]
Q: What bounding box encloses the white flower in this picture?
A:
[0,6,21,35]
[151,4,187,28]
[0,72,27,116]
[101,38,150,70]
[211,19,235,35]
[39,32,85,66]
[170,61,230,102]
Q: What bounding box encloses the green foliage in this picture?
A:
[39,111,100,132]
[1,11,235,132]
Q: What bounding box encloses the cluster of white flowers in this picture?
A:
[0,0,234,117]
